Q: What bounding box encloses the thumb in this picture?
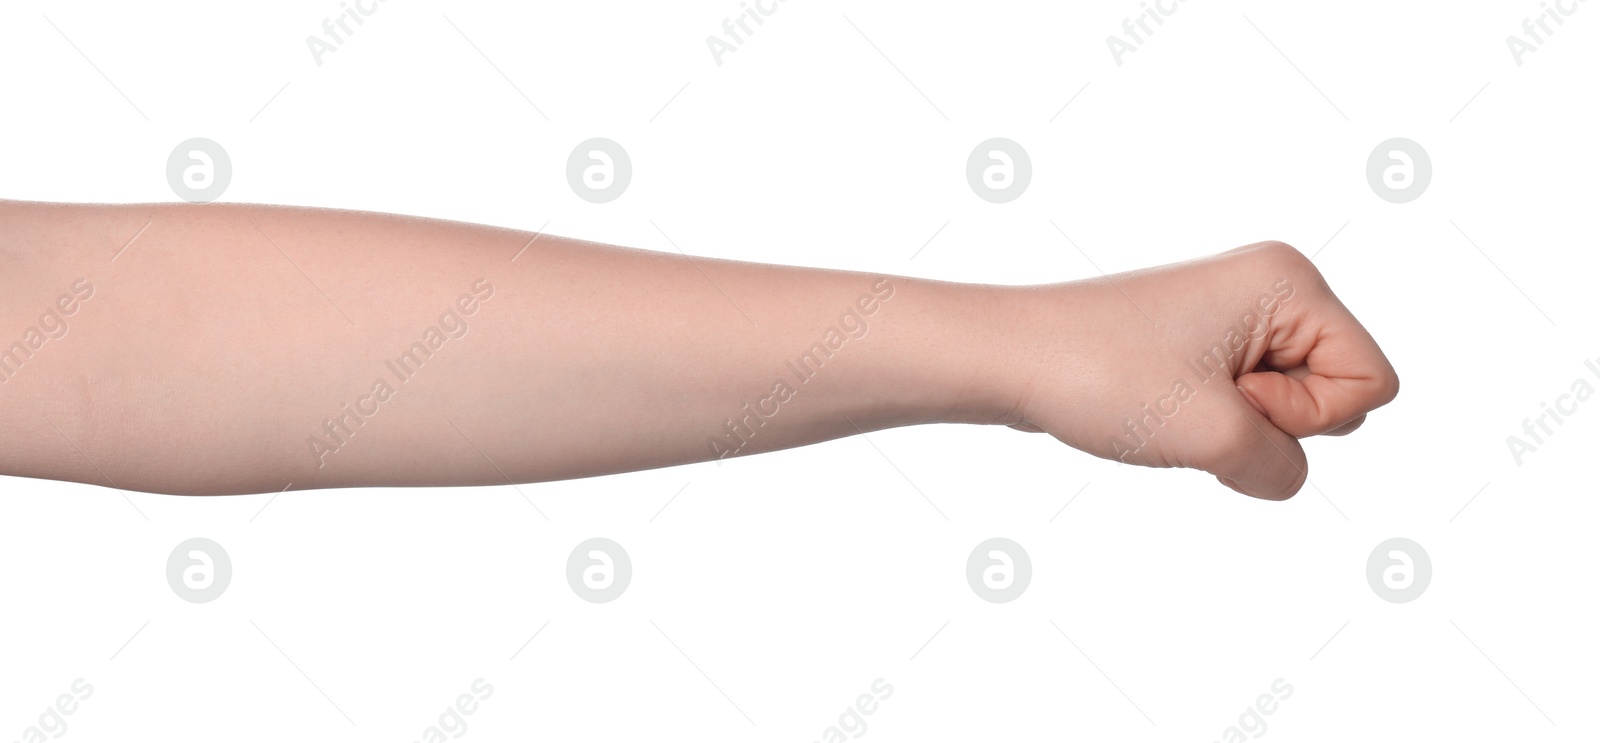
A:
[1236,366,1393,438]
[1200,399,1308,501]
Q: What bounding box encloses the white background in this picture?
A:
[2,0,1597,741]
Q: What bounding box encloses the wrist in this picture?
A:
[890,279,1036,427]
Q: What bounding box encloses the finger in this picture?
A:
[1324,413,1366,437]
[1195,400,1308,501]
[1238,307,1399,438]
[1237,366,1390,437]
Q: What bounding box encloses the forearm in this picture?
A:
[0,200,1021,495]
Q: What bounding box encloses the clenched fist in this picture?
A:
[1000,242,1399,500]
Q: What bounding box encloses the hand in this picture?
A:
[1002,241,1399,500]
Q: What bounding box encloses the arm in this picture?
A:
[0,200,1396,498]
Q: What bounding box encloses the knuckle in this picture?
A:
[1262,241,1320,279]
[1237,240,1328,293]
[1257,239,1301,257]
[1251,240,1308,268]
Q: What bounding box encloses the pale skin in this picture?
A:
[0,200,1398,499]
